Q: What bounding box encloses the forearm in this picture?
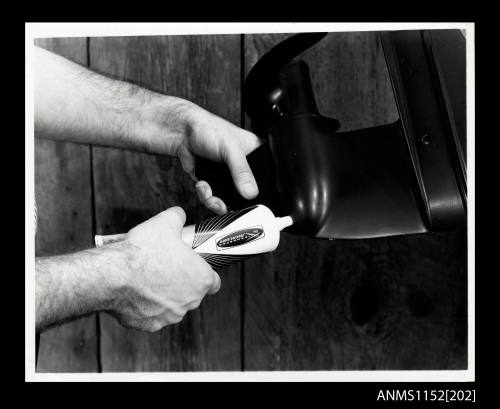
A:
[34,46,195,155]
[35,242,131,332]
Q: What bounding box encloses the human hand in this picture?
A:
[34,48,262,215]
[108,206,221,332]
[172,103,263,215]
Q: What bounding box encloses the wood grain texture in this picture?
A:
[89,35,242,371]
[243,32,467,370]
[34,38,98,372]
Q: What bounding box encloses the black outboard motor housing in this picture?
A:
[196,30,467,239]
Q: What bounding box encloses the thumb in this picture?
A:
[155,206,186,235]
[223,143,259,200]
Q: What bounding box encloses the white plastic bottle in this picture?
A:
[95,204,293,269]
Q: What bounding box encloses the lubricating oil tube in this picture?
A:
[94,204,293,269]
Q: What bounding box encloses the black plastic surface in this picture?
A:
[195,31,467,239]
[380,30,466,229]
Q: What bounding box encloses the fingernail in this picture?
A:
[241,182,257,197]
[196,183,207,196]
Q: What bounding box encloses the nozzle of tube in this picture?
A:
[276,216,294,231]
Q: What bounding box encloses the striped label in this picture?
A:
[192,205,259,270]
[192,205,257,249]
[199,253,252,270]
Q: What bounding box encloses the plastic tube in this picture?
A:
[94,204,293,269]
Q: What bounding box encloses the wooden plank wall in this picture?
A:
[35,32,467,372]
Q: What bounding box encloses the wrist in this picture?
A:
[94,239,144,312]
[133,94,199,156]
[91,241,137,312]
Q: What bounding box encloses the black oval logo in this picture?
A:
[216,226,264,250]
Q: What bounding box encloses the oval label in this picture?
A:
[216,226,265,250]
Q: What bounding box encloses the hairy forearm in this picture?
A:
[34,46,195,155]
[35,242,131,332]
